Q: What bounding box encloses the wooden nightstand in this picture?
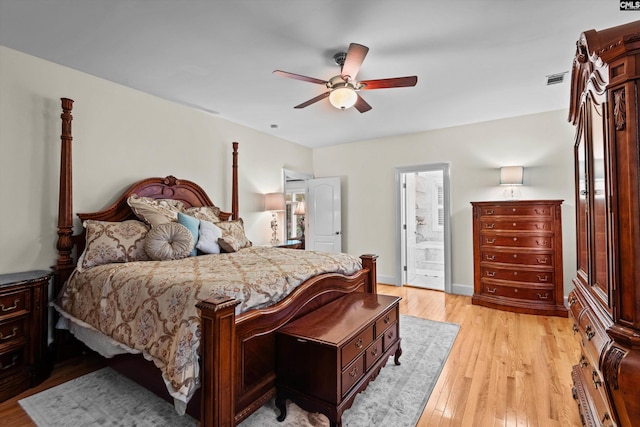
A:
[0,270,52,402]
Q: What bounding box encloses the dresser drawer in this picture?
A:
[573,359,615,427]
[578,309,609,366]
[480,220,552,231]
[0,290,29,320]
[479,282,556,303]
[480,233,553,249]
[478,205,554,217]
[375,307,397,337]
[480,266,554,284]
[568,290,584,323]
[0,317,28,346]
[341,325,374,369]
[341,353,365,397]
[481,250,554,266]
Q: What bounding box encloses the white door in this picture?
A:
[404,174,417,284]
[306,177,341,253]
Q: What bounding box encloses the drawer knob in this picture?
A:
[537,293,549,300]
[586,325,595,341]
[579,354,588,367]
[536,257,548,264]
[573,324,579,334]
[0,298,19,312]
[486,287,497,294]
[383,314,391,324]
[486,238,496,244]
[569,296,577,306]
[486,271,496,277]
[349,366,359,378]
[0,327,18,341]
[485,210,494,215]
[536,240,548,246]
[486,254,496,260]
[0,354,18,371]
[355,338,363,349]
[512,222,517,227]
[592,369,602,389]
[513,237,518,241]
[371,347,379,357]
[485,223,495,229]
[537,275,549,282]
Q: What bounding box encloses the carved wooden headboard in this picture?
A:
[52,98,239,295]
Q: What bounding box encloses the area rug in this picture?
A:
[19,315,459,427]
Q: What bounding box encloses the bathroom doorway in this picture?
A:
[395,164,451,292]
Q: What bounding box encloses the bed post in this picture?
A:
[196,295,241,427]
[231,142,239,220]
[360,254,378,294]
[52,98,75,296]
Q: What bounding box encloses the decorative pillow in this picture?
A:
[144,222,194,261]
[177,212,200,256]
[216,218,252,253]
[196,220,223,254]
[81,220,150,269]
[183,205,221,223]
[127,194,185,227]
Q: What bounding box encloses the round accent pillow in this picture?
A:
[144,222,195,261]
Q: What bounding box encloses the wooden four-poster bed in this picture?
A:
[51,98,379,426]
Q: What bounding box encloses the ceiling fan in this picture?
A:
[273,43,418,113]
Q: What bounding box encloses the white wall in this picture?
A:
[313,111,577,295]
[0,46,312,275]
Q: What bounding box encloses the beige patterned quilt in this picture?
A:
[54,246,362,405]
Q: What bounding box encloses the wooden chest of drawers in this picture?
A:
[471,200,568,317]
[275,293,401,426]
[0,270,52,402]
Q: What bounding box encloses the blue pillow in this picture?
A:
[177,212,199,256]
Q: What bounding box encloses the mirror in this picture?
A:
[283,169,313,246]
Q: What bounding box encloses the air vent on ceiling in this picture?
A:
[546,72,568,85]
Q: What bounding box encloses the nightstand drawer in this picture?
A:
[0,290,29,319]
[0,346,26,376]
[0,317,28,346]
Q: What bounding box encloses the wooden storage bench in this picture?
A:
[275,292,402,427]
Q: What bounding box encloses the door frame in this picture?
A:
[394,163,452,293]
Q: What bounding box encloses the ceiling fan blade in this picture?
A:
[359,76,418,90]
[294,92,331,109]
[273,70,328,85]
[354,94,372,113]
[341,43,369,81]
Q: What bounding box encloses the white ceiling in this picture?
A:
[0,1,635,148]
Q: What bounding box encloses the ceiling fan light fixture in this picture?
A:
[329,86,357,110]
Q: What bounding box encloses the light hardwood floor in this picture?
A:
[0,284,582,426]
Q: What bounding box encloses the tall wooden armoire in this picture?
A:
[568,21,640,427]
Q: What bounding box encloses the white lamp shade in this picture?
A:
[264,192,285,211]
[294,200,306,215]
[329,87,357,110]
[500,166,524,186]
